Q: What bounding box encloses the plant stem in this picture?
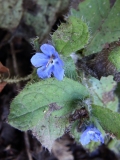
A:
[5,74,31,84]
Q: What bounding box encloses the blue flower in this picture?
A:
[31,44,64,80]
[79,126,104,145]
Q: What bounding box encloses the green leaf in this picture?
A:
[52,16,89,56]
[30,36,40,52]
[108,139,120,154]
[71,0,120,55]
[63,57,78,80]
[0,0,23,30]
[92,105,120,139]
[8,78,89,149]
[88,76,118,111]
[70,120,81,142]
[108,46,120,72]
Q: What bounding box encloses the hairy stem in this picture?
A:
[5,74,31,84]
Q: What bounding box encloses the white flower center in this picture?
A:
[87,131,95,135]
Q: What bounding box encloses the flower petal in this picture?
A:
[80,133,91,145]
[57,55,64,66]
[40,44,55,56]
[90,133,100,142]
[100,135,104,143]
[37,64,53,79]
[53,51,59,58]
[31,53,48,67]
[79,126,104,146]
[53,63,64,80]
[53,51,64,67]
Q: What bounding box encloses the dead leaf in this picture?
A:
[0,62,9,74]
[102,90,115,104]
[52,134,74,160]
[0,81,7,92]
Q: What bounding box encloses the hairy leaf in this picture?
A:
[63,57,78,80]
[52,16,89,56]
[71,0,120,55]
[88,76,118,111]
[8,78,89,149]
[108,46,120,71]
[92,105,120,139]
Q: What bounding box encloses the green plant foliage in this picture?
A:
[108,46,120,71]
[8,78,89,149]
[71,0,120,55]
[30,36,40,52]
[88,76,118,111]
[71,108,108,151]
[63,57,78,80]
[108,139,120,154]
[0,0,23,29]
[70,120,81,142]
[92,105,120,139]
[52,16,89,56]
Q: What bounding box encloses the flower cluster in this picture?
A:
[80,126,104,145]
[31,44,64,80]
